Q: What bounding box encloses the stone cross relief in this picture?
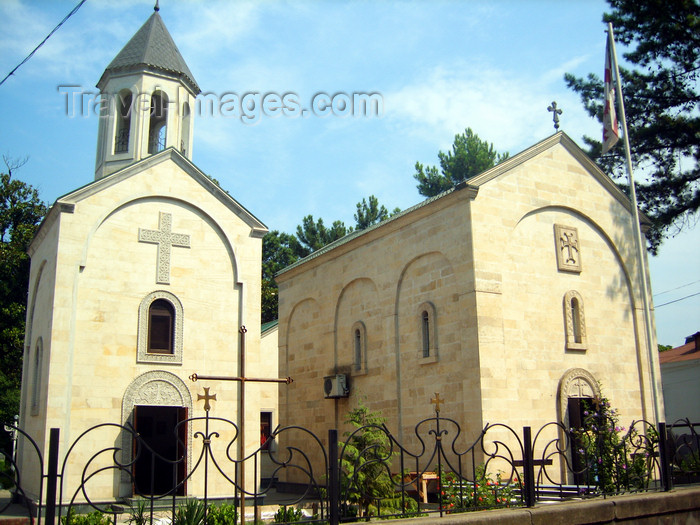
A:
[569,377,593,398]
[139,212,191,284]
[554,224,581,273]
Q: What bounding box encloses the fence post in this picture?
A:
[328,429,339,525]
[44,428,60,525]
[522,426,535,507]
[657,422,672,492]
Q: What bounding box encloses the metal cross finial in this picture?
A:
[431,392,444,414]
[547,101,563,130]
[154,0,160,12]
[197,387,216,412]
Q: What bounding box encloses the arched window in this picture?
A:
[564,290,587,351]
[31,338,43,415]
[148,91,168,154]
[421,311,430,357]
[114,90,132,153]
[418,302,438,362]
[137,291,184,364]
[148,299,175,354]
[351,322,367,373]
[181,102,191,156]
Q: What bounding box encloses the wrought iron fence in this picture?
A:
[1,407,697,525]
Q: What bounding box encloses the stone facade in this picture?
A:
[17,10,273,502]
[276,133,663,478]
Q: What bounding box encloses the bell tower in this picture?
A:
[94,4,200,180]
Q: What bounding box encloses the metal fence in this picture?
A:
[1,407,698,525]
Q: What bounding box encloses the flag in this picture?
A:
[602,34,619,154]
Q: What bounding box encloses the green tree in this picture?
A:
[339,400,396,517]
[564,0,699,253]
[414,128,509,197]
[0,157,47,445]
[261,230,301,323]
[295,215,350,257]
[354,195,400,231]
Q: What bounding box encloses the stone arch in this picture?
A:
[563,290,587,350]
[120,370,193,492]
[557,368,601,430]
[148,90,168,154]
[334,277,379,375]
[137,290,184,364]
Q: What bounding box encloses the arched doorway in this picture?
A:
[121,371,193,496]
[558,368,601,484]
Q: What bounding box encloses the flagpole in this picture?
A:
[607,23,662,426]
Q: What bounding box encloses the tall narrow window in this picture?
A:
[31,338,43,415]
[148,299,174,354]
[418,302,438,362]
[138,291,183,364]
[148,91,168,154]
[421,311,430,358]
[181,102,191,156]
[564,290,587,351]
[114,90,132,153]
[571,298,582,344]
[260,411,272,450]
[351,322,367,373]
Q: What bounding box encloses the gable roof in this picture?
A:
[30,148,267,254]
[97,10,200,95]
[660,332,700,364]
[277,131,646,277]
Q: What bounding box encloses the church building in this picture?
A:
[276,132,663,473]
[17,7,274,501]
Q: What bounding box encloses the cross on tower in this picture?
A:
[547,101,563,130]
[138,212,190,284]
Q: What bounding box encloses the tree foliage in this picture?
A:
[339,400,395,517]
[414,128,509,198]
[565,0,700,253]
[0,157,46,437]
[295,215,351,257]
[354,195,401,231]
[261,231,302,324]
[261,195,399,323]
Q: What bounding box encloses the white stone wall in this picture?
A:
[20,154,269,501]
[277,135,661,483]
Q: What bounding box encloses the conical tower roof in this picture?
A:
[97,9,200,95]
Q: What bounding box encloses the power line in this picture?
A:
[656,291,700,308]
[654,279,700,297]
[0,0,87,87]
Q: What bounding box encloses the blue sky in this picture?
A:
[1,0,697,346]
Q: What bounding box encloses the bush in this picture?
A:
[0,455,15,490]
[207,502,238,525]
[173,499,205,525]
[339,400,395,517]
[440,466,518,511]
[60,509,112,525]
[571,396,657,494]
[273,506,303,523]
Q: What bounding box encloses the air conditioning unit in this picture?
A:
[323,374,349,398]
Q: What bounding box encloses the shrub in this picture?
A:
[571,396,657,494]
[273,506,303,523]
[207,502,238,525]
[439,465,518,511]
[339,400,396,517]
[60,509,112,525]
[173,499,205,525]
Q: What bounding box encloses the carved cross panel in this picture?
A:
[139,212,191,284]
[554,224,581,273]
